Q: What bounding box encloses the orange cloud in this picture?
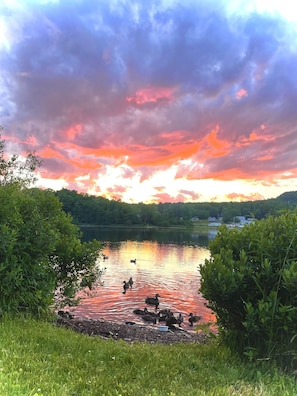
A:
[39,144,101,173]
[226,192,265,202]
[39,145,64,160]
[126,141,201,167]
[278,169,297,180]
[203,168,250,181]
[201,125,231,158]
[257,154,274,161]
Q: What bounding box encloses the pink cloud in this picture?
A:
[236,88,248,99]
[126,86,176,105]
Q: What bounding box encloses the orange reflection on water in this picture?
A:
[73,240,215,331]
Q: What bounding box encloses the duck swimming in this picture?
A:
[123,280,129,294]
[145,294,160,309]
[130,259,136,263]
[128,277,134,288]
[133,308,149,315]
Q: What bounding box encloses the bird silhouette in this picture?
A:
[123,281,129,294]
[145,294,160,309]
[188,313,201,326]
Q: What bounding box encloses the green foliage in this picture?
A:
[0,132,103,316]
[199,214,297,370]
[55,188,294,228]
[0,185,103,315]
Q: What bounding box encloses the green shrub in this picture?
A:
[0,185,103,316]
[0,131,103,316]
[199,213,297,370]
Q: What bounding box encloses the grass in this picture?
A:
[0,317,296,396]
[192,220,211,232]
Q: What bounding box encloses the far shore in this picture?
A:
[78,220,213,233]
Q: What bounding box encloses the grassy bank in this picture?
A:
[0,317,296,395]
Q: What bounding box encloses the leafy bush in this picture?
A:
[0,131,103,316]
[199,214,297,369]
[0,185,103,316]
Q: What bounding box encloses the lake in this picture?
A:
[72,227,216,330]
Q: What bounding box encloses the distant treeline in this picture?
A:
[54,189,297,227]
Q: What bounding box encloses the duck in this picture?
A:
[177,313,184,327]
[141,315,157,324]
[133,308,149,315]
[158,308,171,321]
[188,313,201,326]
[165,313,179,328]
[145,294,160,309]
[57,310,74,319]
[159,308,171,315]
[143,309,159,318]
[130,259,137,263]
[123,280,129,294]
[158,313,167,323]
[103,254,108,260]
[128,277,134,288]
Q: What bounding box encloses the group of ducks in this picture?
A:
[133,293,201,328]
[123,277,134,294]
[118,259,201,329]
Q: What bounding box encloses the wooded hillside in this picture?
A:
[54,189,297,227]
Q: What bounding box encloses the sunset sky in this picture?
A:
[1,0,297,203]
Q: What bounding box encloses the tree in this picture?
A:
[0,131,103,316]
[199,214,297,370]
[0,129,41,188]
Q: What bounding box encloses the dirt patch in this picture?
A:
[56,317,210,345]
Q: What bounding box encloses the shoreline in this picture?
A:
[56,316,211,345]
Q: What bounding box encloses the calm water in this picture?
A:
[72,227,216,329]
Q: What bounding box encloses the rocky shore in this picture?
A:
[56,317,210,345]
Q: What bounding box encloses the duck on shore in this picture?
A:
[188,313,201,326]
[58,310,74,319]
[141,314,157,324]
[165,313,179,328]
[177,313,184,327]
[158,309,171,322]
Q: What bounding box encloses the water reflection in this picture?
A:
[74,227,215,330]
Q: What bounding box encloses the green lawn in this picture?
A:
[0,317,296,395]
